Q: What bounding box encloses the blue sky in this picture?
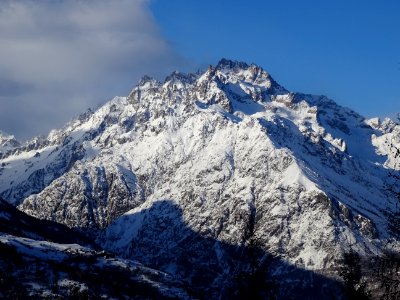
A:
[0,0,399,139]
[152,0,400,118]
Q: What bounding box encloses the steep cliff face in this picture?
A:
[1,59,399,296]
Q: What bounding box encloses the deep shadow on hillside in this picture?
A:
[0,198,192,299]
[105,200,346,300]
[0,198,94,246]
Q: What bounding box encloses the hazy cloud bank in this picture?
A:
[0,0,183,140]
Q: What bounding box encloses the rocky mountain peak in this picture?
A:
[137,75,160,88]
[164,70,197,85]
[0,131,21,157]
[216,58,250,70]
[0,130,20,146]
[211,58,285,94]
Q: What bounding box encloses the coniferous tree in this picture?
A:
[230,207,278,300]
[386,171,400,240]
[339,249,370,300]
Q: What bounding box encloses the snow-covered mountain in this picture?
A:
[0,58,399,298]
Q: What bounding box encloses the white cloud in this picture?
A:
[0,0,183,140]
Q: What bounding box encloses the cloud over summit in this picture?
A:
[0,0,182,140]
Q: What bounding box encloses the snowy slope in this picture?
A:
[0,233,192,299]
[0,58,399,297]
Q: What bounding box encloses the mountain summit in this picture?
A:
[0,59,399,298]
